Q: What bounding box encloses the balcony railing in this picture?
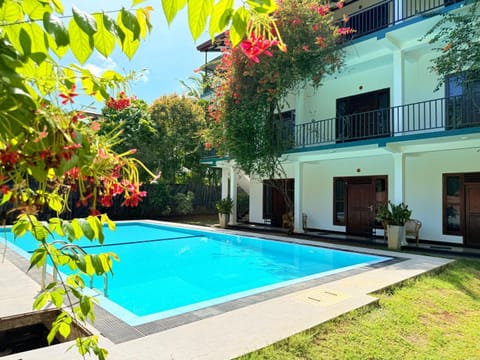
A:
[292,95,480,148]
[338,0,463,40]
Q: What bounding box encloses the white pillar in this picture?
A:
[392,49,404,135]
[295,89,305,123]
[229,167,238,225]
[293,162,304,233]
[295,89,305,146]
[392,153,405,204]
[221,167,229,198]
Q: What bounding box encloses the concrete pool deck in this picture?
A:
[1,224,453,360]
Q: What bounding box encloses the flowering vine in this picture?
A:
[203,0,350,178]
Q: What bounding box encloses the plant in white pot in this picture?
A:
[377,201,412,250]
[215,197,234,228]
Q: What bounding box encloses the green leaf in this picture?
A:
[230,7,249,47]
[33,292,49,310]
[120,8,140,39]
[28,247,47,270]
[188,0,213,41]
[101,213,116,231]
[72,5,97,36]
[50,289,64,307]
[86,215,102,240]
[43,12,69,47]
[93,13,115,57]
[209,0,233,38]
[71,218,84,239]
[0,191,12,205]
[61,220,75,241]
[0,0,23,23]
[246,0,277,14]
[131,0,147,5]
[79,295,92,316]
[58,321,71,339]
[47,327,57,345]
[162,0,187,25]
[51,0,64,14]
[116,11,140,60]
[80,219,94,240]
[49,218,65,236]
[47,193,64,213]
[19,27,32,56]
[135,8,151,39]
[83,255,95,276]
[90,254,105,275]
[11,218,31,238]
[23,0,51,20]
[68,18,93,64]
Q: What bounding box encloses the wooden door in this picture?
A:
[465,183,480,247]
[263,179,294,227]
[346,179,375,235]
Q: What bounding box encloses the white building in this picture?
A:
[198,0,480,248]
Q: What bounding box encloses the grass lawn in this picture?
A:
[238,259,480,360]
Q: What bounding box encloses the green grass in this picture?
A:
[237,259,480,360]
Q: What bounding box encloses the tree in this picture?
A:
[149,94,206,184]
[0,0,280,357]
[426,0,480,89]
[204,0,348,179]
[101,93,160,181]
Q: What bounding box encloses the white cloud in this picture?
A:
[84,56,118,77]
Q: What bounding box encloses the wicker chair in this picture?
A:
[405,219,422,247]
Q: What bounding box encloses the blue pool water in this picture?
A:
[4,221,391,325]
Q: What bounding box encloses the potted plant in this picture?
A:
[377,201,412,250]
[215,197,234,228]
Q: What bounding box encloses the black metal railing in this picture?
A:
[337,0,463,41]
[292,95,480,148]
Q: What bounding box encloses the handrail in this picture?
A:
[293,95,480,148]
[335,0,463,42]
[41,240,109,297]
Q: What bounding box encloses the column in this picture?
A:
[392,49,405,135]
[293,161,304,233]
[229,167,238,225]
[221,167,229,198]
[295,89,305,146]
[392,153,405,204]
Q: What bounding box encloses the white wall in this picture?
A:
[302,64,393,123]
[301,155,393,231]
[248,148,480,245]
[403,51,443,104]
[405,148,480,244]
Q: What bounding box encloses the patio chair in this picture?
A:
[405,219,422,247]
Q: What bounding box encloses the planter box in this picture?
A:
[0,309,91,356]
[218,213,229,228]
[387,225,406,250]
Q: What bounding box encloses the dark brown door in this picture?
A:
[465,183,480,247]
[263,179,294,227]
[346,178,375,235]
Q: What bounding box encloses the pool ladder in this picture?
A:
[41,240,108,297]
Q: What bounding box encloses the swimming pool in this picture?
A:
[4,221,391,325]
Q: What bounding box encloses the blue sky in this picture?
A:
[64,1,212,109]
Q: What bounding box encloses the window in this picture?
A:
[446,73,480,129]
[336,89,390,142]
[333,178,345,225]
[374,177,388,227]
[443,174,461,234]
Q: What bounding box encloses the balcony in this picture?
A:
[291,95,480,149]
[336,0,463,40]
